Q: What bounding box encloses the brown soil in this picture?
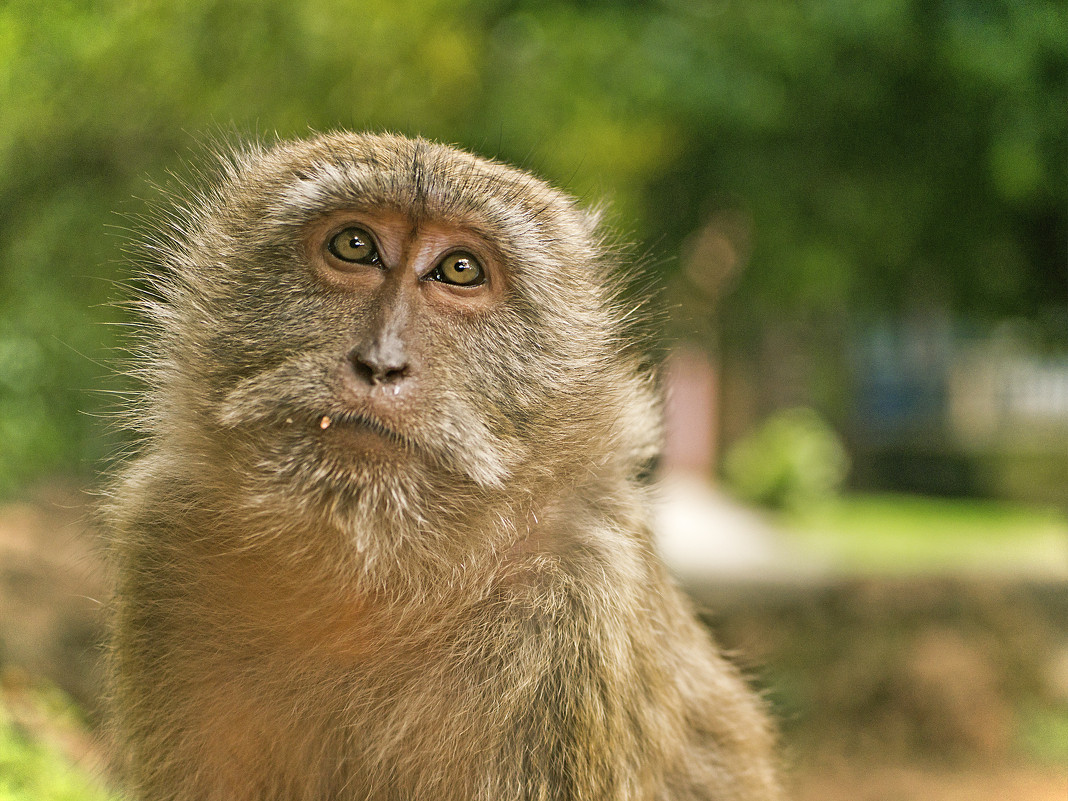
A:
[0,484,108,713]
[792,759,1067,801]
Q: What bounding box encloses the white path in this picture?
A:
[652,471,824,581]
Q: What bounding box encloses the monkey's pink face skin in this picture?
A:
[278,210,513,481]
[305,210,505,311]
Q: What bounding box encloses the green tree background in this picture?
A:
[0,0,1064,494]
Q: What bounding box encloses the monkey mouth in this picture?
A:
[320,410,397,437]
[300,409,414,456]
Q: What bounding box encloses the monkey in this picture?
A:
[105,132,782,800]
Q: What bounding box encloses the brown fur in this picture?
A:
[106,132,781,800]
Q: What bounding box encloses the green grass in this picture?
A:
[782,493,1068,574]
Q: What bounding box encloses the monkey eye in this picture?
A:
[428,252,485,287]
[327,226,380,265]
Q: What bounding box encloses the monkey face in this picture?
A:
[145,134,654,532]
[209,208,528,495]
[292,207,515,488]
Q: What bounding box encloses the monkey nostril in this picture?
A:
[376,364,409,385]
[347,346,410,387]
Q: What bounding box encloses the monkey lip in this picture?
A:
[312,411,410,454]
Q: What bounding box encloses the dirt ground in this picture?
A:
[791,761,1066,801]
[2,484,1066,798]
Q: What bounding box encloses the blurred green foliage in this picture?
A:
[724,407,850,511]
[0,0,1064,493]
[0,680,115,801]
[0,724,112,801]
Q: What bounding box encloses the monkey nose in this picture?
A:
[347,341,410,388]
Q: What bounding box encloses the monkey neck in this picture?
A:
[161,448,633,598]
[122,425,644,630]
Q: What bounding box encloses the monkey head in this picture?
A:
[133,133,659,569]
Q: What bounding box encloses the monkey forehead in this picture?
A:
[258,134,598,251]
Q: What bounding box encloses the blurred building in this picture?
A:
[851,317,1068,504]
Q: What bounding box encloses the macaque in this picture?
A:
[107,132,781,800]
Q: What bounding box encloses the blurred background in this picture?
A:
[0,1,1065,799]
